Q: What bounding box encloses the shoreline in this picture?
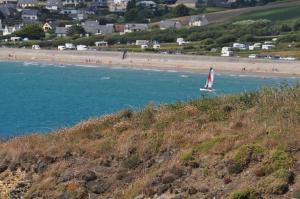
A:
[1,48,300,77]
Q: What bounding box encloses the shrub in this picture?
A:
[228,145,264,174]
[229,188,260,199]
[273,169,294,183]
[270,148,293,171]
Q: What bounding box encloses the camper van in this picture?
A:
[32,45,40,50]
[76,45,88,51]
[65,43,76,50]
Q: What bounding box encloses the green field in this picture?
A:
[236,5,300,21]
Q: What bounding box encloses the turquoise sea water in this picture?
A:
[0,61,298,137]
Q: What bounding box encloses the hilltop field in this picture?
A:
[236,5,300,21]
[0,86,300,199]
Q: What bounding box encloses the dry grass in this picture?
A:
[0,86,300,198]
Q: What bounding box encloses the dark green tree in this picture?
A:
[15,24,45,40]
[172,4,190,17]
[124,8,139,22]
[293,21,300,31]
[67,25,86,36]
[126,0,136,10]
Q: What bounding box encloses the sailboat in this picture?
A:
[200,67,215,92]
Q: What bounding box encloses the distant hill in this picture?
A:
[0,87,300,198]
[157,0,300,25]
[236,5,300,21]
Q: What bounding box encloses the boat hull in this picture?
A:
[200,88,215,92]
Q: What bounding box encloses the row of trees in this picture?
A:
[13,24,87,40]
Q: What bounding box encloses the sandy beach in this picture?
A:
[1,48,300,76]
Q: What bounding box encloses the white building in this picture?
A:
[95,41,108,47]
[124,24,148,33]
[189,15,208,27]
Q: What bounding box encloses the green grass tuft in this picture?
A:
[229,187,260,199]
[194,137,222,153]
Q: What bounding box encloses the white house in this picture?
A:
[46,0,63,11]
[95,41,108,47]
[62,0,84,7]
[3,24,22,35]
[189,15,208,27]
[42,22,52,32]
[108,0,128,12]
[124,24,148,33]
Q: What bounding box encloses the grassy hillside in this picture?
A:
[236,5,300,21]
[0,86,300,199]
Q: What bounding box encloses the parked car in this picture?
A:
[141,44,148,49]
[153,44,160,50]
[58,45,66,51]
[248,54,257,59]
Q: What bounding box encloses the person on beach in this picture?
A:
[122,49,128,59]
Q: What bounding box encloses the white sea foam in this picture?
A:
[167,70,178,73]
[23,62,39,66]
[180,75,189,78]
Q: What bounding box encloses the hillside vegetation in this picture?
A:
[236,5,300,21]
[0,86,300,199]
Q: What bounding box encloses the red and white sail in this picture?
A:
[204,68,214,89]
